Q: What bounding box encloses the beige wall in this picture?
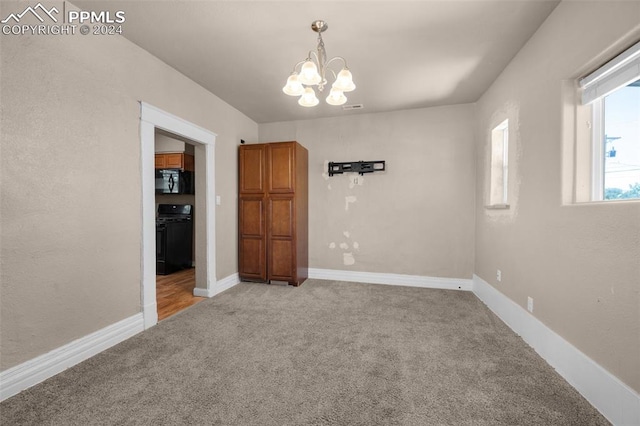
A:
[259,105,476,278]
[155,132,187,153]
[0,22,257,369]
[474,1,640,392]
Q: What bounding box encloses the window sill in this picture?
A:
[485,204,510,210]
[565,198,640,207]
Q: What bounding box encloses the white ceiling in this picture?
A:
[75,1,560,123]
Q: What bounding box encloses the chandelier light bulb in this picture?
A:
[332,68,355,92]
[282,73,304,96]
[299,61,321,85]
[326,88,347,106]
[298,87,319,107]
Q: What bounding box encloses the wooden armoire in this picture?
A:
[238,141,308,286]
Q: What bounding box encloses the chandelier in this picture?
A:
[282,20,356,107]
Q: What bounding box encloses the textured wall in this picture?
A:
[155,133,186,153]
[0,18,257,369]
[474,1,640,392]
[260,105,476,279]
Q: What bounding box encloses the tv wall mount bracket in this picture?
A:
[328,160,386,176]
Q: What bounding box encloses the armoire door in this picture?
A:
[267,143,295,193]
[240,144,266,194]
[268,196,295,282]
[239,197,266,281]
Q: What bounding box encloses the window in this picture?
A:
[593,81,640,200]
[579,41,640,201]
[489,119,509,207]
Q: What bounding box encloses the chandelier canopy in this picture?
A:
[282,20,356,107]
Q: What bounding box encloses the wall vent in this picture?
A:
[342,104,364,111]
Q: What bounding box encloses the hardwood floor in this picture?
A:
[156,268,204,321]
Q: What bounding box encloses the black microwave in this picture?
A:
[155,170,194,194]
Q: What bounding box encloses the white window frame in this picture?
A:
[579,41,640,202]
[488,119,509,208]
[590,100,605,201]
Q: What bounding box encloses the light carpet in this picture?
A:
[1,279,609,425]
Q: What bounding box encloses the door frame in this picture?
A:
[140,102,217,329]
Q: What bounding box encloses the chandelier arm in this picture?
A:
[291,60,307,73]
[325,56,348,70]
[308,50,320,63]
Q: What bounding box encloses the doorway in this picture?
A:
[154,132,201,320]
[140,102,217,329]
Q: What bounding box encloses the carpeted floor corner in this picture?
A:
[1,279,610,425]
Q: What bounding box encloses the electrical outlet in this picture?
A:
[527,296,534,313]
[496,269,502,282]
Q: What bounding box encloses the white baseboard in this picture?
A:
[0,313,144,402]
[308,268,472,291]
[193,272,240,298]
[1,272,240,402]
[142,301,158,330]
[472,274,640,426]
